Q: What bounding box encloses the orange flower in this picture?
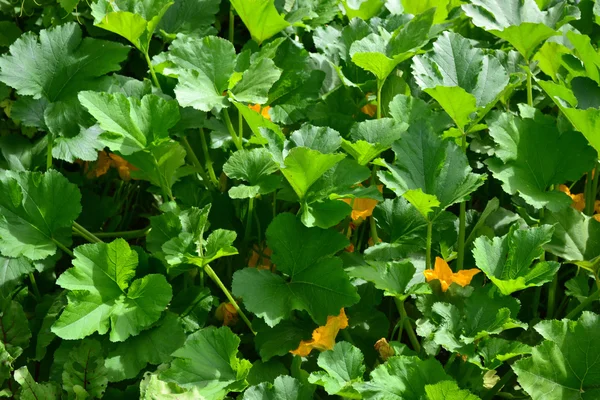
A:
[342,185,383,222]
[248,243,273,271]
[215,302,239,327]
[559,184,585,212]
[374,338,394,361]
[360,92,377,117]
[248,103,271,120]
[84,151,137,181]
[290,309,348,357]
[423,257,480,292]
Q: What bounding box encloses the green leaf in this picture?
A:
[254,319,313,361]
[92,0,173,52]
[413,31,509,113]
[289,124,342,154]
[78,92,180,155]
[62,339,108,399]
[223,148,281,199]
[478,337,531,370]
[161,326,252,398]
[281,147,345,200]
[308,341,365,397]
[543,206,600,262]
[140,370,205,399]
[354,356,451,398]
[243,375,314,400]
[0,170,81,261]
[342,0,384,20]
[231,0,291,44]
[0,22,21,47]
[403,189,441,220]
[424,381,480,400]
[342,118,406,165]
[126,141,188,197]
[0,300,32,357]
[348,259,427,299]
[473,225,560,295]
[513,312,600,400]
[52,239,173,342]
[377,121,485,218]
[230,58,282,104]
[462,0,579,59]
[14,367,60,400]
[373,197,428,249]
[486,105,596,211]
[105,313,186,382]
[34,292,67,361]
[402,0,450,24]
[350,9,435,81]
[0,256,34,298]
[232,213,359,327]
[0,23,129,102]
[159,0,220,38]
[166,35,236,112]
[539,79,600,155]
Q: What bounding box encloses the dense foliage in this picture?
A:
[0,0,600,398]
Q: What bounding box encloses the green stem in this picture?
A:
[426,220,433,270]
[565,288,600,320]
[204,264,255,334]
[547,273,558,319]
[444,353,457,372]
[395,298,421,353]
[72,222,103,244]
[52,238,74,257]
[585,166,598,216]
[223,109,242,151]
[369,166,380,244]
[200,129,219,188]
[144,52,161,90]
[74,227,150,239]
[483,370,515,400]
[376,78,385,119]
[28,273,41,300]
[238,109,244,146]
[457,132,467,270]
[272,192,277,219]
[526,62,533,107]
[46,135,53,170]
[245,197,254,242]
[229,4,235,44]
[181,136,214,191]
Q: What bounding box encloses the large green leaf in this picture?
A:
[0,301,31,358]
[0,170,81,261]
[513,312,600,400]
[52,239,173,342]
[91,0,173,52]
[166,35,236,112]
[243,375,313,400]
[0,256,35,299]
[229,57,282,105]
[486,105,596,211]
[412,32,509,129]
[281,147,345,201]
[539,80,600,155]
[377,121,485,219]
[341,118,406,165]
[161,326,252,398]
[462,0,579,59]
[223,148,281,199]
[354,356,451,398]
[232,213,359,327]
[78,91,180,155]
[348,259,428,300]
[543,207,600,263]
[308,342,365,397]
[473,225,560,295]
[0,23,129,162]
[62,339,108,398]
[350,9,435,82]
[231,0,291,45]
[14,367,60,400]
[105,313,186,382]
[159,0,220,38]
[425,381,480,400]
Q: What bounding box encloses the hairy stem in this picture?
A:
[229,5,235,44]
[457,132,467,270]
[547,273,558,319]
[369,167,380,244]
[28,273,41,300]
[426,220,433,270]
[565,288,600,320]
[245,197,254,242]
[204,264,255,334]
[46,135,53,171]
[395,298,420,353]
[144,52,161,90]
[52,238,74,257]
[526,62,533,107]
[74,227,150,239]
[223,109,242,151]
[72,222,103,244]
